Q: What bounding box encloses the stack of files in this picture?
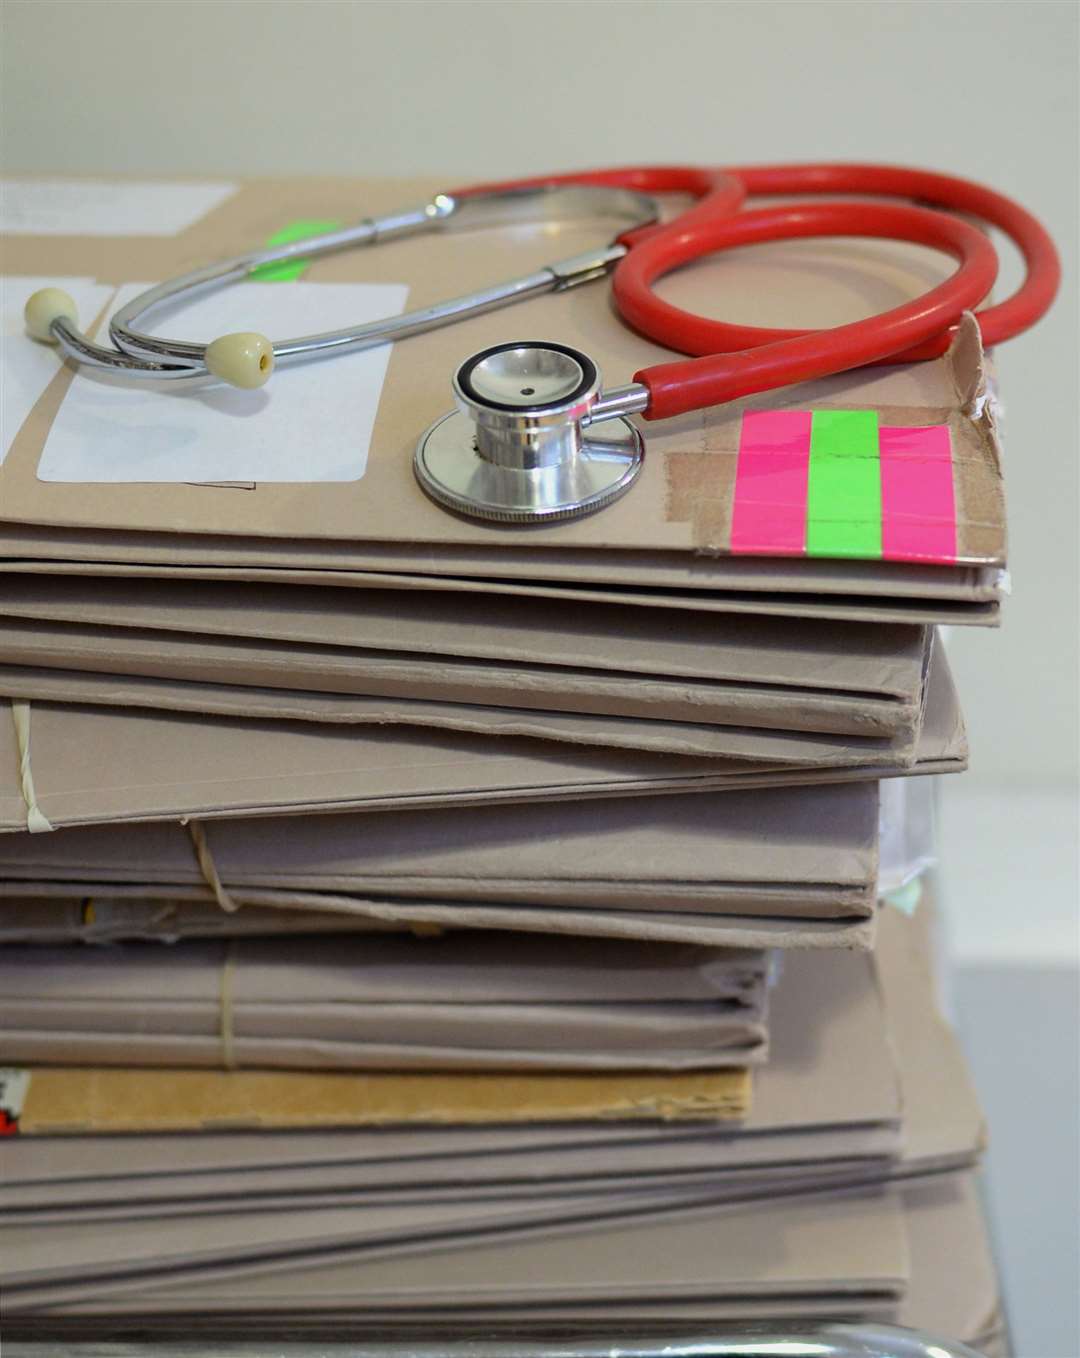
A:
[0,176,1008,1348]
[0,579,937,764]
[2,779,893,950]
[0,640,964,836]
[0,902,998,1348]
[0,931,771,1072]
[0,179,998,832]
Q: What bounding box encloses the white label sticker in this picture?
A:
[1,180,237,237]
[37,280,409,483]
[1,276,117,466]
[0,1067,30,1132]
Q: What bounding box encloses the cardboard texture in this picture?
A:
[0,897,988,1325]
[0,653,936,764]
[0,618,932,759]
[898,1174,1001,1347]
[1,927,898,1168]
[0,656,966,831]
[0,637,966,822]
[0,579,931,738]
[0,932,770,1072]
[6,1066,750,1137]
[0,889,880,951]
[0,550,1002,626]
[0,573,931,691]
[2,1185,907,1320]
[0,780,881,918]
[0,180,1006,583]
[0,694,888,832]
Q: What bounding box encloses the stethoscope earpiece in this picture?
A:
[24,287,78,344]
[25,289,273,389]
[203,333,275,389]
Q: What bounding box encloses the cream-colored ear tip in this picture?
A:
[24,287,78,343]
[204,332,274,389]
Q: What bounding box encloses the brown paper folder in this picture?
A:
[0,896,985,1318]
[0,931,770,1072]
[0,638,967,869]
[6,1066,750,1137]
[0,780,879,920]
[0,578,930,738]
[0,547,1002,626]
[1,178,1005,624]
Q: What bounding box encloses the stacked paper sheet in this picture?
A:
[0,176,1007,1348]
[0,932,771,1071]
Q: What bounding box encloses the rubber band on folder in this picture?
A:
[10,702,53,833]
[184,819,240,913]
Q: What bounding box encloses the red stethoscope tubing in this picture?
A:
[450,164,1059,422]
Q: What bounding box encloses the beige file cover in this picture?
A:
[0,633,965,807]
[0,618,931,755]
[0,780,879,918]
[0,573,929,697]
[0,644,956,829]
[1,178,1006,583]
[0,931,769,1072]
[0,924,900,1187]
[0,581,930,738]
[0,898,982,1321]
[0,549,1002,626]
[2,897,980,1232]
[0,890,880,951]
[898,1175,1001,1346]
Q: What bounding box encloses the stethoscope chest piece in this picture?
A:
[414,341,644,524]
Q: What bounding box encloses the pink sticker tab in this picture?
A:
[730,410,812,555]
[879,425,957,563]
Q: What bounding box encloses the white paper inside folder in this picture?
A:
[36,280,409,484]
[1,276,116,466]
[878,776,938,905]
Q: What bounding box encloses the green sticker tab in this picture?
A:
[250,220,342,282]
[806,409,882,558]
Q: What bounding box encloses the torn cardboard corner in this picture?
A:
[4,1065,750,1135]
[0,178,1006,582]
[664,313,1005,564]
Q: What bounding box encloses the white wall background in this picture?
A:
[2,2,1078,1347]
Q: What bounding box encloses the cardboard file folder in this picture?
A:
[0,780,880,920]
[0,644,963,833]
[0,931,770,1072]
[0,578,931,739]
[0,178,1006,624]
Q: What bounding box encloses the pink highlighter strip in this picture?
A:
[730,410,812,555]
[879,424,957,563]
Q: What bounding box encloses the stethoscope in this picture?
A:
[24,163,1059,524]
